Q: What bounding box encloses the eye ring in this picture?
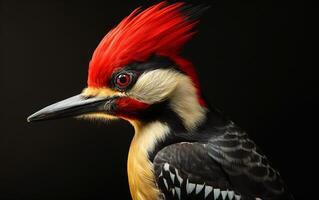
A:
[115,73,132,88]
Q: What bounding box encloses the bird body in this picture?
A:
[28,2,293,200]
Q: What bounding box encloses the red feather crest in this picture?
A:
[88,2,199,84]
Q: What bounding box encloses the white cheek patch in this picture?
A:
[169,75,206,130]
[129,68,206,131]
[128,69,182,104]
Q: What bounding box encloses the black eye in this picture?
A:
[115,73,132,88]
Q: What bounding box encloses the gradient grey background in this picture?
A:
[0,0,311,199]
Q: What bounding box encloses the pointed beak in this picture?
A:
[27,94,116,122]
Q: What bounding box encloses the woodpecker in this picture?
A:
[28,2,293,200]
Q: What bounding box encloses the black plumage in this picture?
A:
[151,110,293,200]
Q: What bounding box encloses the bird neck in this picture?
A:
[127,121,168,200]
[133,74,208,132]
[168,75,207,131]
[126,78,208,200]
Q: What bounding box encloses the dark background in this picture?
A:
[0,0,311,199]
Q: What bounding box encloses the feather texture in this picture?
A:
[87,1,204,105]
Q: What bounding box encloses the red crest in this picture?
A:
[88,1,204,105]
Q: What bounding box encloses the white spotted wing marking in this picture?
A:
[186,178,196,194]
[205,186,213,198]
[235,194,241,200]
[214,188,221,199]
[175,168,183,186]
[221,190,228,199]
[170,172,175,184]
[163,178,168,190]
[196,183,205,194]
[159,165,246,199]
[164,163,170,171]
[171,188,175,196]
[175,187,181,200]
[228,190,235,199]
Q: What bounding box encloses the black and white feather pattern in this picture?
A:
[153,122,292,200]
[156,161,242,200]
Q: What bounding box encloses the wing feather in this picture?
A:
[207,128,287,197]
[153,131,291,200]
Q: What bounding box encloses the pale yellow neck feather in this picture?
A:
[127,121,169,200]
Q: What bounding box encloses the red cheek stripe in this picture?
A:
[115,97,150,119]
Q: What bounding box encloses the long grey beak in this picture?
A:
[27,94,115,122]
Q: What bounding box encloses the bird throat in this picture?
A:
[126,75,207,200]
[127,121,170,200]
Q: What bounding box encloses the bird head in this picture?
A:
[28,2,207,130]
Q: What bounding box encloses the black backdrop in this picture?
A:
[0,0,311,199]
